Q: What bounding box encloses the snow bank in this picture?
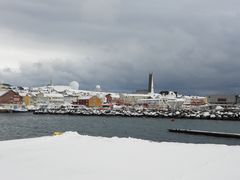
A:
[0,132,240,180]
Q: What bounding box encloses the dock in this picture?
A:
[168,129,240,139]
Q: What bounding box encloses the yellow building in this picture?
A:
[19,93,31,107]
[89,96,101,107]
[75,96,102,107]
[24,95,31,107]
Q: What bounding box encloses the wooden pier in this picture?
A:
[168,129,240,139]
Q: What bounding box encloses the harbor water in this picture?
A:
[0,113,240,145]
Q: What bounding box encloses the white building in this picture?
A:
[36,92,64,107]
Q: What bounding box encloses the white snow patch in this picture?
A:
[0,132,240,180]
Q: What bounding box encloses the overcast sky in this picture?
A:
[0,0,240,95]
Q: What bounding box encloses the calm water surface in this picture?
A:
[0,113,240,145]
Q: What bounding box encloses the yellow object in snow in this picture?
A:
[53,132,63,136]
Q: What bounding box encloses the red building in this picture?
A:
[73,96,102,107]
[0,90,23,105]
[105,94,112,104]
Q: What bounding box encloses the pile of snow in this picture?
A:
[0,132,240,180]
[216,105,224,110]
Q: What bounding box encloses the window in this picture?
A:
[218,98,227,102]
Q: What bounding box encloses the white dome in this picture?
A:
[96,85,101,91]
[96,85,101,89]
[69,81,79,90]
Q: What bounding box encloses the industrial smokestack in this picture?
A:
[148,73,154,94]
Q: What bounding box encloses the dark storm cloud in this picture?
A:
[1,0,240,95]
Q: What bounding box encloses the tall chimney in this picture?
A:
[148,73,154,94]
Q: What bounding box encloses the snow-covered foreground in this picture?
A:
[0,132,240,180]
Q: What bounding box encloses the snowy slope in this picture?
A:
[0,132,239,180]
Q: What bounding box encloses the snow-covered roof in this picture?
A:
[78,96,93,100]
[0,90,8,97]
[19,93,27,97]
[44,93,64,98]
[106,93,120,99]
[64,94,78,97]
[184,96,206,99]
[216,106,224,110]
[121,93,152,97]
[29,92,38,96]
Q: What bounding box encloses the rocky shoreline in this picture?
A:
[33,107,240,121]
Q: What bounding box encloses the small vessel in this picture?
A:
[11,108,28,113]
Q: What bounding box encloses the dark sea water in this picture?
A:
[0,113,240,145]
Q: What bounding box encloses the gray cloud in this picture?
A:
[1,0,240,95]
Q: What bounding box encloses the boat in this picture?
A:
[11,108,28,113]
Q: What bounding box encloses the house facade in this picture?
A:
[36,92,64,107]
[207,95,237,105]
[73,96,102,107]
[0,90,24,110]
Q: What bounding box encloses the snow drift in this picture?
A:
[0,132,239,180]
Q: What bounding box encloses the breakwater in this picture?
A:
[168,129,240,139]
[33,107,240,121]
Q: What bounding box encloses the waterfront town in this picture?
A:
[1,73,240,120]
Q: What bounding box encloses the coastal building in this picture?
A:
[237,95,240,104]
[105,94,112,104]
[183,96,208,107]
[19,93,30,107]
[45,93,64,106]
[0,90,23,104]
[207,95,237,105]
[111,93,122,104]
[36,92,64,107]
[73,96,102,107]
[137,91,185,109]
[120,93,152,105]
[102,94,122,108]
[0,90,24,110]
[137,98,161,108]
[64,95,78,105]
[18,92,38,109]
[0,83,11,90]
